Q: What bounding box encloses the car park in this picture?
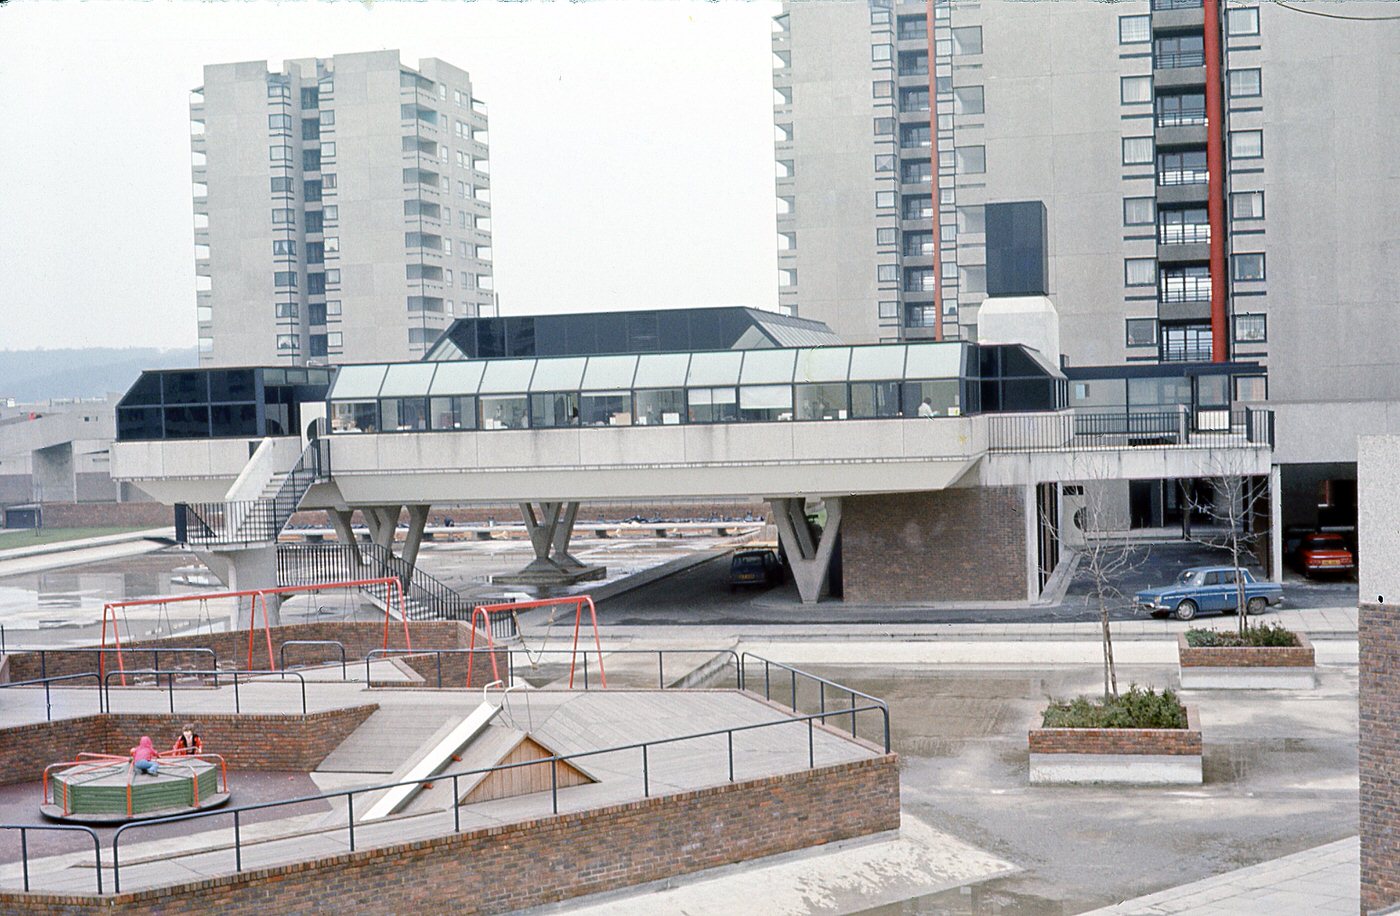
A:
[1135,566,1284,621]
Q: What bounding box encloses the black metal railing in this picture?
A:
[1156,107,1207,128]
[1160,278,1212,302]
[1152,0,1202,9]
[1155,51,1205,69]
[986,408,1274,452]
[1159,223,1211,244]
[175,438,328,547]
[19,647,219,682]
[739,654,891,752]
[275,542,514,623]
[0,824,103,894]
[364,647,742,690]
[0,673,104,720]
[1158,168,1210,186]
[102,669,308,716]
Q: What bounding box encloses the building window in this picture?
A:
[305,210,323,233]
[878,300,898,319]
[1119,14,1150,44]
[304,180,322,202]
[960,265,986,294]
[1233,252,1266,281]
[877,264,899,283]
[872,43,893,62]
[268,113,291,131]
[309,334,328,358]
[1228,69,1262,98]
[1231,190,1265,220]
[875,154,896,172]
[1125,318,1158,347]
[273,271,298,287]
[324,205,338,222]
[275,302,298,319]
[953,86,985,115]
[875,190,897,209]
[319,110,335,127]
[272,209,295,224]
[328,332,343,349]
[1234,375,1267,401]
[1123,197,1155,226]
[320,141,336,158]
[322,174,337,190]
[955,146,986,174]
[876,227,897,245]
[1122,137,1154,165]
[951,26,982,55]
[270,176,293,194]
[269,145,291,162]
[1121,76,1153,105]
[273,239,296,256]
[957,205,985,234]
[325,269,340,284]
[302,149,321,171]
[871,8,890,24]
[873,80,894,98]
[326,300,341,316]
[267,81,291,99]
[307,273,326,295]
[1125,258,1157,286]
[301,119,320,141]
[276,334,299,352]
[1234,313,1267,342]
[1230,130,1263,159]
[300,87,319,109]
[1227,7,1260,36]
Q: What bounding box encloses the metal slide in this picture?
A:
[359,701,501,821]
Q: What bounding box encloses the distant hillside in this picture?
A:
[0,348,198,402]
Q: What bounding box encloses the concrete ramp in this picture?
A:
[360,701,500,821]
[315,703,464,774]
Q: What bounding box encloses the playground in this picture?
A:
[0,579,897,912]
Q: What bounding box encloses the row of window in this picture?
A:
[1119,70,1259,105]
[1125,314,1265,348]
[331,380,965,434]
[1124,254,1265,287]
[871,147,985,181]
[1123,130,1263,167]
[1118,7,1258,45]
[871,25,981,63]
[274,332,343,354]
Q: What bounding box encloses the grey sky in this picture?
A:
[0,0,782,351]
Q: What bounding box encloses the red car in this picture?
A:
[1295,532,1355,576]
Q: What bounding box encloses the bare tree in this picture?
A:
[1066,460,1151,699]
[1184,453,1272,636]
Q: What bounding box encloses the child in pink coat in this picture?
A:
[131,736,160,776]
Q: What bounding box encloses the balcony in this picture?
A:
[1158,223,1210,245]
[1157,167,1209,187]
[1155,107,1207,128]
[1152,0,1202,9]
[1155,51,1205,70]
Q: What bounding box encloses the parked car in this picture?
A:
[1135,566,1283,621]
[730,548,784,590]
[1291,531,1356,577]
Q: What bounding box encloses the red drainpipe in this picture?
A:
[926,0,944,341]
[1203,0,1228,362]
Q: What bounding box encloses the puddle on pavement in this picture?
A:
[858,879,1074,915]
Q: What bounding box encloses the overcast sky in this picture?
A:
[0,0,782,351]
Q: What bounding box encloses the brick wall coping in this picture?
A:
[1029,706,1202,756]
[0,754,899,910]
[1177,632,1315,668]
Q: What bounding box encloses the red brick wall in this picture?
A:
[37,501,169,528]
[6,620,472,682]
[1177,633,1315,668]
[841,487,1028,604]
[1362,600,1399,910]
[1029,707,1202,756]
[0,755,899,914]
[0,706,376,786]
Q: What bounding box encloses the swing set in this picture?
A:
[100,577,411,686]
[465,595,606,690]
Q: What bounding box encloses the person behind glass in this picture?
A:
[131,736,160,776]
[172,723,203,756]
[917,397,937,418]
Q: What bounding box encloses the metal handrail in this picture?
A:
[176,438,327,546]
[0,823,103,894]
[739,653,891,752]
[1155,50,1205,69]
[0,672,104,720]
[19,646,219,682]
[102,668,307,716]
[279,640,347,679]
[364,647,741,690]
[108,701,890,892]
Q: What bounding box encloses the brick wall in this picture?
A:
[6,620,472,682]
[1028,707,1202,756]
[0,755,899,914]
[840,487,1028,604]
[1177,633,1315,668]
[37,501,169,528]
[0,706,376,786]
[1362,600,1399,911]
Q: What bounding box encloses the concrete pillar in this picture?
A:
[550,501,584,571]
[328,509,363,564]
[770,497,843,605]
[519,501,568,577]
[195,545,281,629]
[1269,464,1283,584]
[400,504,431,569]
[362,505,402,551]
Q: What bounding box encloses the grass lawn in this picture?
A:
[0,526,154,550]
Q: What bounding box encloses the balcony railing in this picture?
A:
[1155,51,1206,69]
[986,408,1273,453]
[1158,168,1210,186]
[1161,341,1214,362]
[1156,108,1207,127]
[1152,0,1202,9]
[1159,224,1211,244]
[898,65,929,77]
[1159,278,1212,302]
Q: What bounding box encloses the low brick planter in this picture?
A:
[1028,706,1202,785]
[1177,633,1315,689]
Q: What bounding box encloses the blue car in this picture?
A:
[1135,566,1283,621]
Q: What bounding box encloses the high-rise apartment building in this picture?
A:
[774,0,1400,523]
[191,50,494,366]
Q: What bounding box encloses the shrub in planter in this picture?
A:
[1041,685,1187,730]
[1184,622,1298,648]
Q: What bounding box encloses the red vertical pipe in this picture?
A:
[926,0,944,341]
[1203,0,1228,362]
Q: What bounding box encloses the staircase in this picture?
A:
[175,438,329,547]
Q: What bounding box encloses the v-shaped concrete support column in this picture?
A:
[328,509,363,566]
[519,501,568,576]
[770,497,843,605]
[550,501,584,571]
[400,504,431,570]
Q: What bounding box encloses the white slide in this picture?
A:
[360,701,501,821]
